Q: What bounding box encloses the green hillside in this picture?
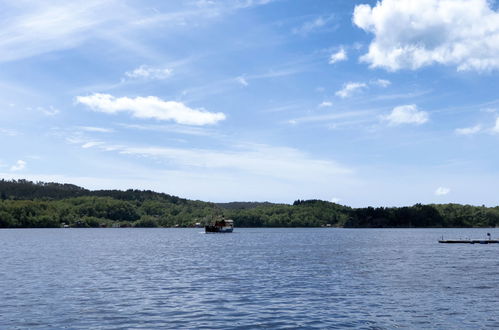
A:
[1,179,498,228]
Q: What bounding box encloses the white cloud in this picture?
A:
[455,125,482,136]
[235,0,275,9]
[331,197,342,203]
[79,126,114,133]
[435,187,450,196]
[353,0,499,71]
[10,160,26,171]
[38,106,60,116]
[119,123,218,137]
[293,15,334,36]
[333,79,390,99]
[335,82,367,98]
[288,110,370,125]
[0,1,123,62]
[0,1,274,63]
[492,118,499,134]
[0,128,19,136]
[383,104,429,126]
[125,65,172,80]
[65,138,354,186]
[329,47,347,64]
[81,141,104,149]
[76,93,226,126]
[195,0,216,8]
[118,143,352,180]
[236,76,249,86]
[319,101,333,108]
[372,79,391,87]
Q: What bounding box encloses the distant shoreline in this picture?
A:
[1,179,498,229]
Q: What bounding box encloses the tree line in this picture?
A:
[1,179,498,228]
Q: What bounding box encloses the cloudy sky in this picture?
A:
[1,0,499,206]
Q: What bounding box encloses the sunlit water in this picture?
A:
[1,228,499,329]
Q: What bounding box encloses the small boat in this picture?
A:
[205,219,234,233]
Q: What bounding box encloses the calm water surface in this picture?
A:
[1,228,499,329]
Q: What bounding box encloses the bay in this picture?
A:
[1,228,499,329]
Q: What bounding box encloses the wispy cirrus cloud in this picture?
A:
[76,93,226,126]
[288,110,370,125]
[81,141,104,149]
[66,136,354,185]
[0,128,20,136]
[372,79,391,88]
[0,0,276,63]
[455,125,482,136]
[38,106,60,116]
[78,126,115,133]
[293,15,335,36]
[0,1,125,62]
[236,76,249,86]
[118,123,220,137]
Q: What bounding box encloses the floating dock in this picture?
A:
[439,239,499,244]
[439,233,498,244]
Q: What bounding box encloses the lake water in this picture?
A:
[1,228,499,329]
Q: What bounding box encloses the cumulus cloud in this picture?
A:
[10,160,26,171]
[383,104,429,126]
[335,82,367,98]
[125,65,172,80]
[435,186,450,196]
[76,93,226,126]
[455,125,482,136]
[353,0,499,71]
[329,47,347,64]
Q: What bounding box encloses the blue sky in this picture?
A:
[1,0,499,206]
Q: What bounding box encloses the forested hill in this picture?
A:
[0,179,186,203]
[1,179,499,228]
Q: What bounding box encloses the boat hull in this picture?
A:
[205,226,233,233]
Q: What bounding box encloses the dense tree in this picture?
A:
[0,179,498,228]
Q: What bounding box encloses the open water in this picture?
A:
[1,228,499,329]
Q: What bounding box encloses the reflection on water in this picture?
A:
[1,228,499,329]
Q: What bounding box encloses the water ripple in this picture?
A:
[1,228,499,328]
